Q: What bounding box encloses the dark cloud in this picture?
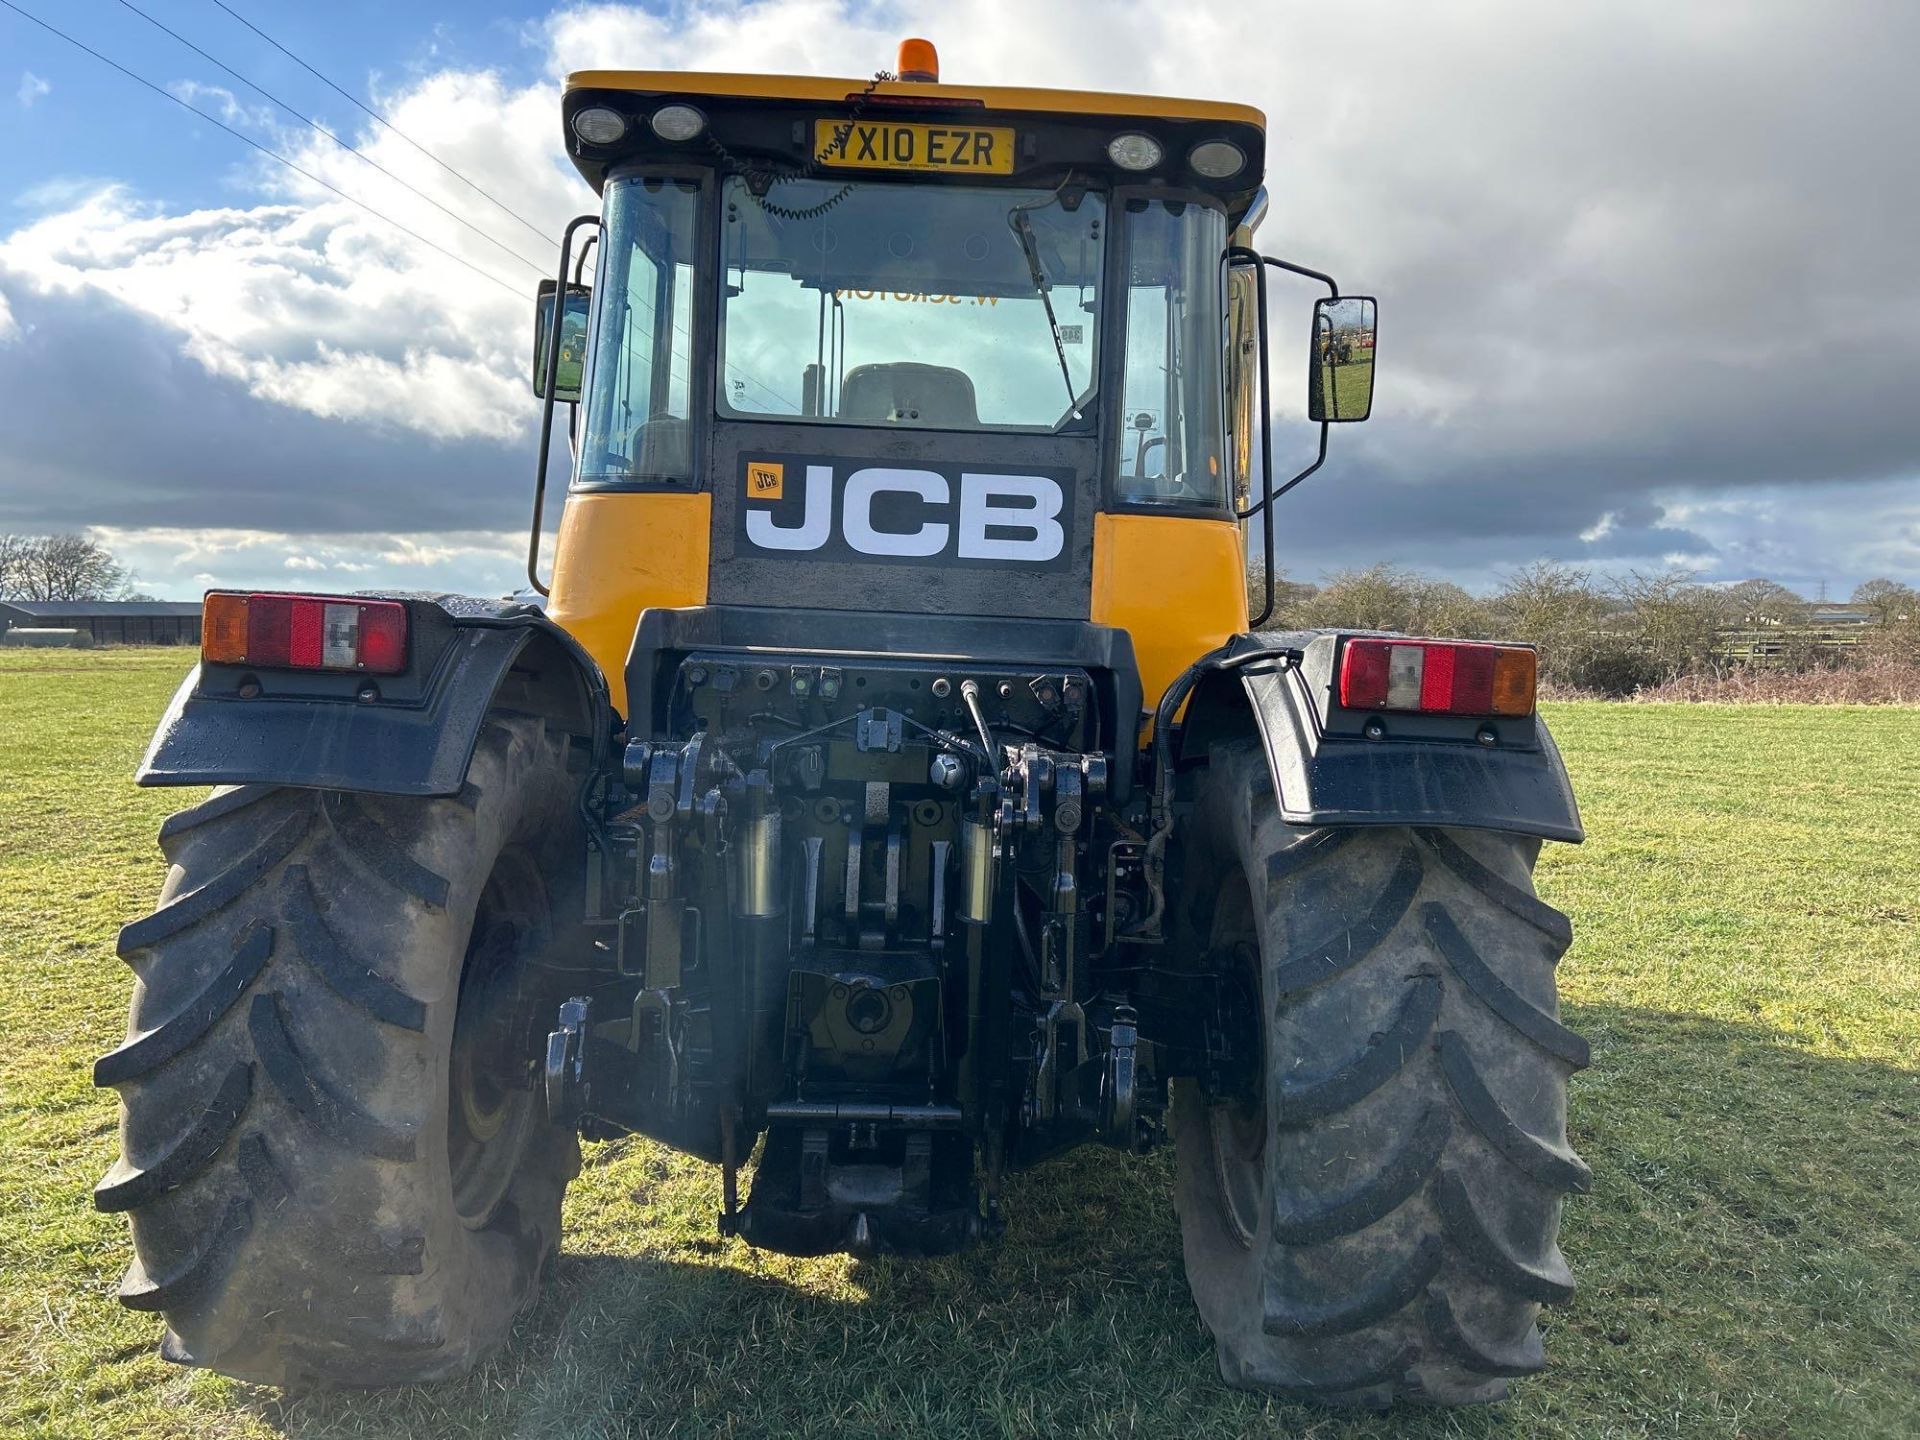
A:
[0,285,545,536]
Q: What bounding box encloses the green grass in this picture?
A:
[2,649,1916,1439]
[1317,354,1374,420]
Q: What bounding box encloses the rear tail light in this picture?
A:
[202,593,408,674]
[1339,638,1536,717]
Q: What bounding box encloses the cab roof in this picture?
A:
[560,70,1267,215]
[564,71,1267,132]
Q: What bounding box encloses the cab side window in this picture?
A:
[1113,198,1228,509]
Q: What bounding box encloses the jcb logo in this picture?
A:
[739,459,1074,570]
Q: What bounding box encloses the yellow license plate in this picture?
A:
[814,119,1015,175]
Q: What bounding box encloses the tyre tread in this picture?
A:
[1438,1030,1592,1193]
[320,792,452,909]
[1270,846,1424,997]
[95,924,273,1085]
[117,810,311,955]
[1424,904,1589,1067]
[1275,971,1441,1125]
[247,991,417,1162]
[1415,828,1571,948]
[281,865,427,1030]
[94,1062,252,1212]
[1264,1235,1445,1338]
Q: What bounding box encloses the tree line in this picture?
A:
[4,533,1913,697]
[1252,562,1919,694]
[0,534,141,603]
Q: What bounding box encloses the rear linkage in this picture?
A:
[541,652,1236,1257]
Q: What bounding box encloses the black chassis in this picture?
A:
[136,596,1582,1259]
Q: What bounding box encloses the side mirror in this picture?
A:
[1308,296,1376,422]
[533,280,591,402]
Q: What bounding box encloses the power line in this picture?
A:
[0,0,526,297]
[207,0,555,247]
[114,0,550,276]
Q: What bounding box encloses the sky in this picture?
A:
[0,0,1915,601]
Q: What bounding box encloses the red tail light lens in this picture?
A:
[201,593,408,675]
[1339,638,1535,717]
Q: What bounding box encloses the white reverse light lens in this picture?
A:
[1106,133,1163,171]
[571,106,628,145]
[1189,139,1245,179]
[650,104,707,141]
[321,603,360,669]
[1386,645,1426,710]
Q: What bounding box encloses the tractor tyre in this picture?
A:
[94,715,583,1387]
[1171,741,1588,1407]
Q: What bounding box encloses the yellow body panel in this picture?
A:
[1090,513,1249,712]
[546,491,711,718]
[566,71,1265,131]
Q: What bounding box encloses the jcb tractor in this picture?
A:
[99,41,1587,1408]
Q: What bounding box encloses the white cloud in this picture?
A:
[90,526,527,597]
[16,71,49,108]
[0,51,588,444]
[0,290,16,343]
[167,81,274,130]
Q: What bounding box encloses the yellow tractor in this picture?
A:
[100,41,1586,1406]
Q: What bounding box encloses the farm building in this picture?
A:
[0,601,203,646]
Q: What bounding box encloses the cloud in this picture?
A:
[90,524,527,599]
[16,71,50,108]
[166,80,274,130]
[0,0,1913,599]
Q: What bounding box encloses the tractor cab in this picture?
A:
[530,43,1374,714]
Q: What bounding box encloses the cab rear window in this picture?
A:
[719,177,1105,433]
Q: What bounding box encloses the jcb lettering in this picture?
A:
[957,474,1064,562]
[740,460,1072,569]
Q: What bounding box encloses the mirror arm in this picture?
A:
[1263,254,1339,300]
[571,232,598,287]
[1233,254,1340,627]
[529,213,602,598]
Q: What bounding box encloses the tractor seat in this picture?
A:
[838,363,979,427]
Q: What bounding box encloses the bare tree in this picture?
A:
[1487,561,1629,687]
[1852,578,1918,627]
[0,534,32,601]
[1723,577,1809,626]
[1244,560,1317,624]
[12,534,130,602]
[1406,578,1498,640]
[1613,569,1735,682]
[1298,567,1493,639]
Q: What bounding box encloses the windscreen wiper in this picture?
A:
[1010,207,1082,422]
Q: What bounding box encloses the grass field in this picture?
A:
[2,648,1916,1439]
[1317,355,1374,420]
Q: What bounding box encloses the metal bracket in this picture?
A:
[544,996,593,1127]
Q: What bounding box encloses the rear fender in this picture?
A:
[137,595,612,796]
[1180,631,1583,844]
